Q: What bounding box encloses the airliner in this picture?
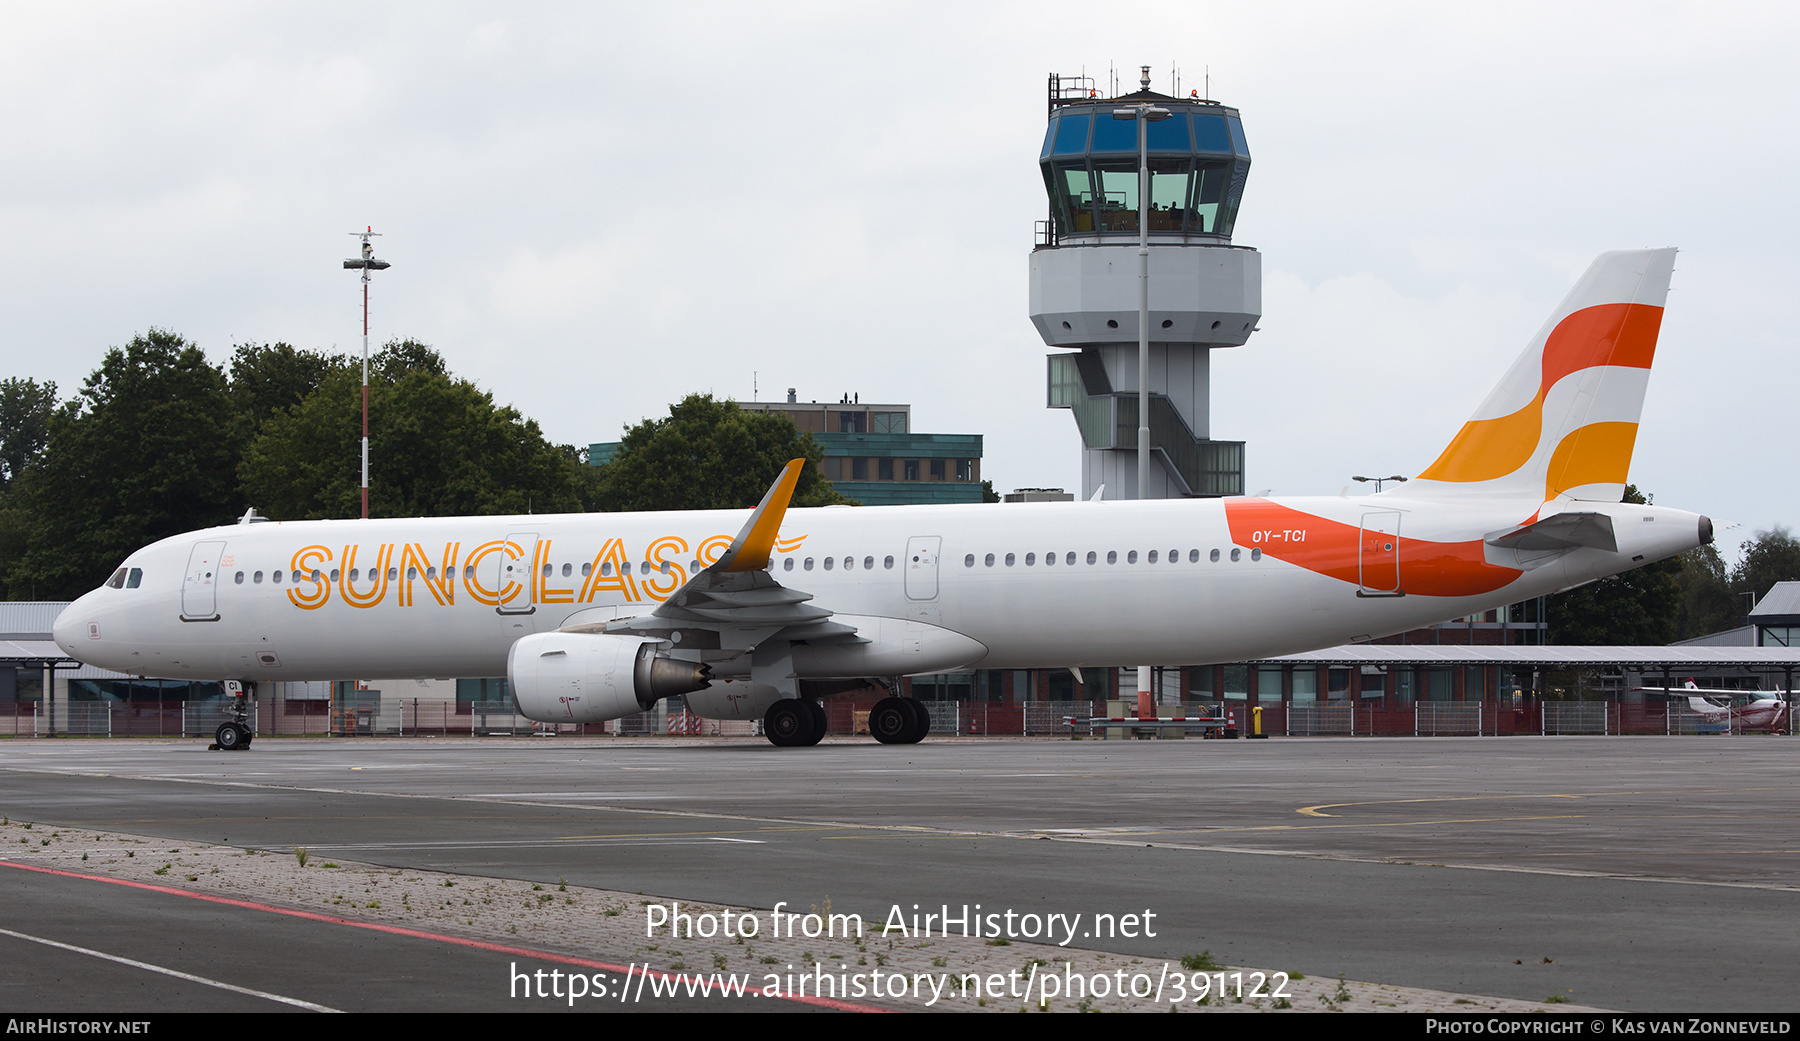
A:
[54,249,1711,749]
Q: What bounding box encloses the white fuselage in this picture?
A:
[54,494,1707,688]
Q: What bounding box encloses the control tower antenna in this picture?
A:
[343,227,391,520]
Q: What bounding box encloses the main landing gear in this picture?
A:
[764,698,828,747]
[868,696,929,745]
[761,694,930,748]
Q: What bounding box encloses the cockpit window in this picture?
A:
[106,568,127,589]
[125,568,143,589]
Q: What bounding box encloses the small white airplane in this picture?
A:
[55,249,1712,749]
[1637,680,1790,733]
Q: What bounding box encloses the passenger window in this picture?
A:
[407,567,418,580]
[1066,552,1076,566]
[1208,549,1218,562]
[863,556,874,570]
[1004,553,1015,567]
[783,557,794,572]
[824,557,835,571]
[1230,548,1241,562]
[272,570,282,584]
[843,556,854,570]
[1105,551,1116,564]
[387,568,397,581]
[804,558,814,571]
[581,562,593,577]
[1251,548,1262,562]
[253,571,264,584]
[963,554,975,568]
[234,571,245,584]
[883,556,895,569]
[562,563,573,578]
[1045,552,1056,567]
[1025,553,1036,566]
[1146,550,1157,563]
[1085,551,1096,565]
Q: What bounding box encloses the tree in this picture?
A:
[1674,544,1738,640]
[1734,526,1800,608]
[229,342,342,432]
[0,378,57,492]
[11,330,246,600]
[239,340,595,519]
[596,394,849,512]
[1546,486,1680,645]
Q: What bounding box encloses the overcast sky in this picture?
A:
[2,2,1793,559]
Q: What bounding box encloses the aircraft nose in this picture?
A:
[52,596,92,657]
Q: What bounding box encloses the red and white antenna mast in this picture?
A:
[343,227,390,519]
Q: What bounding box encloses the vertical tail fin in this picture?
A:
[1413,248,1676,502]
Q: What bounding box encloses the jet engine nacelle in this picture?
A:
[508,632,711,724]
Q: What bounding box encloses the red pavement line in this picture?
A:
[0,859,888,1012]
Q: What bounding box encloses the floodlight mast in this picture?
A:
[343,228,390,519]
[1113,65,1172,721]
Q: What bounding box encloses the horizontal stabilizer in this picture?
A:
[1483,511,1616,570]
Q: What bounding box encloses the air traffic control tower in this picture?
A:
[1030,69,1261,500]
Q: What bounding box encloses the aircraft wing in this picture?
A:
[570,459,863,651]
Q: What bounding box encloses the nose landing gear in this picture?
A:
[209,680,254,751]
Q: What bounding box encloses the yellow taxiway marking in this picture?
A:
[1297,786,1793,818]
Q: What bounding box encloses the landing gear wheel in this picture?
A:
[764,699,817,748]
[214,722,248,751]
[869,698,912,744]
[902,699,931,744]
[803,700,828,746]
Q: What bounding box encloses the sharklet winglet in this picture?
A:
[714,458,806,573]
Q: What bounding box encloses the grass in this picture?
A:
[1180,951,1223,971]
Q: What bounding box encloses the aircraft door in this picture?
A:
[1357,512,1403,597]
[182,540,226,620]
[904,536,940,601]
[493,532,539,615]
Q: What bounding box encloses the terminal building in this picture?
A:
[592,392,986,507]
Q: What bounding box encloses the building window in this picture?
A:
[852,457,868,480]
[930,459,945,481]
[824,457,842,480]
[955,459,974,482]
[904,459,919,481]
[879,458,894,480]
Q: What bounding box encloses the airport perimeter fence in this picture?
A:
[0,696,1792,738]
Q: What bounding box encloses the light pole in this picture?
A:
[343,228,390,519]
[1113,67,1170,720]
